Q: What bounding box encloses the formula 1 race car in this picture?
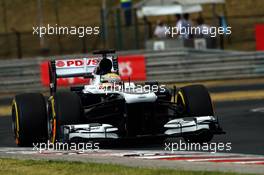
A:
[11,50,224,146]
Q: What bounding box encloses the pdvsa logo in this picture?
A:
[56,59,98,68]
[56,61,65,67]
[119,62,132,77]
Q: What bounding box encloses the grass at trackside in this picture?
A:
[0,106,10,117]
[166,78,264,88]
[0,158,252,175]
[211,90,264,102]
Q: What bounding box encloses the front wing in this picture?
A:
[61,116,224,142]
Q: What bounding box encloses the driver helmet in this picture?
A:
[101,73,121,84]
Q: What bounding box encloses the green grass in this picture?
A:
[0,158,254,175]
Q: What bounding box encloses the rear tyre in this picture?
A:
[48,91,83,143]
[177,85,214,143]
[11,93,48,146]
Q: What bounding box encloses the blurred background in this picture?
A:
[0,0,264,94]
[0,0,263,59]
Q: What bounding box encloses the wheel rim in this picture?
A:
[47,97,56,143]
[11,100,20,145]
[177,91,186,114]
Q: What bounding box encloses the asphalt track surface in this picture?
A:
[1,95,264,174]
[0,99,264,156]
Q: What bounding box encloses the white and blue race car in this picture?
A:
[11,50,224,146]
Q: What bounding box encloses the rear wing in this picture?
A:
[51,58,99,78]
[48,50,118,95]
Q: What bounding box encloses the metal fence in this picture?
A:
[0,48,264,95]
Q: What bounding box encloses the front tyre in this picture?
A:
[11,93,48,146]
[177,85,214,143]
[48,92,83,143]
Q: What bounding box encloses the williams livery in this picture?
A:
[11,50,224,146]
